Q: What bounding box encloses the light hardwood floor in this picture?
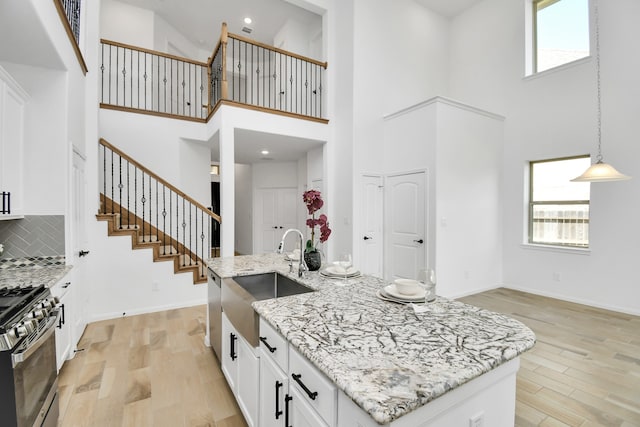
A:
[58,305,247,427]
[58,290,640,427]
[460,288,640,427]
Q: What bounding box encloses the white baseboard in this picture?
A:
[89,298,206,323]
[447,285,501,300]
[503,284,640,317]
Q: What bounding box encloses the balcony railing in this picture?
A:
[208,24,326,121]
[100,40,210,121]
[100,23,327,123]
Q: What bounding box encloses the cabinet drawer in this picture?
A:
[259,317,288,372]
[289,347,336,426]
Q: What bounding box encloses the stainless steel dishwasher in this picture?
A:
[207,268,222,362]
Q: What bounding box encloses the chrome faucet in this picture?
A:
[277,229,308,278]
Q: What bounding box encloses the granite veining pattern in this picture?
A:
[0,265,73,290]
[208,254,536,425]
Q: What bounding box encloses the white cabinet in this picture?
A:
[259,348,288,427]
[221,312,260,427]
[288,386,329,427]
[258,318,336,427]
[50,273,74,371]
[0,66,28,219]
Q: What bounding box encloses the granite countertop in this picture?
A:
[207,254,536,425]
[0,265,73,290]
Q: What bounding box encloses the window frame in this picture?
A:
[528,155,591,248]
[530,0,590,75]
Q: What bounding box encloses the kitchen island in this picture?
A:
[208,254,535,426]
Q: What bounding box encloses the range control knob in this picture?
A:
[29,309,48,320]
[13,325,29,338]
[22,320,38,334]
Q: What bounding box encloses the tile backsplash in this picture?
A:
[0,215,65,259]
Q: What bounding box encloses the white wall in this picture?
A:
[273,18,322,58]
[154,14,210,62]
[100,0,155,49]
[350,0,450,268]
[435,101,504,298]
[382,98,504,298]
[100,109,209,204]
[0,64,67,214]
[87,220,206,321]
[448,0,640,314]
[235,163,253,255]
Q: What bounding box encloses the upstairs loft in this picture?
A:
[99,23,328,125]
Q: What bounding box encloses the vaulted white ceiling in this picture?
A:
[116,0,321,51]
[415,0,485,18]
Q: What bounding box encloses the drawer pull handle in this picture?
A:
[291,373,318,400]
[260,336,277,353]
[230,333,237,361]
[275,381,283,419]
[285,394,292,427]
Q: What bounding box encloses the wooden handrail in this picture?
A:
[99,138,221,223]
[100,38,209,67]
[227,32,328,69]
[53,0,88,74]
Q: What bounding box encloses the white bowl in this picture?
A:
[393,279,421,295]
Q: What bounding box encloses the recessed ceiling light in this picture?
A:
[244,17,252,25]
[261,150,269,155]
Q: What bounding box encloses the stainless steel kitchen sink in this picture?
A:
[221,272,313,347]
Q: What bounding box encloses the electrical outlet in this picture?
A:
[552,272,561,282]
[152,281,159,292]
[469,412,484,427]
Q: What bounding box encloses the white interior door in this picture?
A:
[385,171,426,281]
[360,175,383,278]
[255,188,297,253]
[71,149,89,345]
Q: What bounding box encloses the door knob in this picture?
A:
[363,236,372,240]
[79,250,90,257]
[413,239,424,244]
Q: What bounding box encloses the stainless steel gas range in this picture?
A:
[0,285,61,427]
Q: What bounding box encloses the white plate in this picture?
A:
[383,284,425,301]
[323,266,360,276]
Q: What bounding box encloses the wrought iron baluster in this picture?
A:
[118,156,123,228]
[161,185,166,254]
[155,180,159,243]
[141,171,146,242]
[149,175,152,244]
[134,164,137,229]
[126,160,130,228]
[102,145,106,213]
[111,150,114,213]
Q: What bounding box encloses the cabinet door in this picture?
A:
[221,313,238,392]
[237,337,260,427]
[255,188,298,254]
[260,350,288,427]
[288,387,329,427]
[54,289,71,371]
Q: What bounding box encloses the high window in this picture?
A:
[529,156,591,248]
[534,0,590,73]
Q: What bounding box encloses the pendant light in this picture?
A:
[571,0,630,182]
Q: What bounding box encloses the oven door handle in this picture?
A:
[11,313,59,368]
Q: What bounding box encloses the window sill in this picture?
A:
[523,56,592,81]
[520,243,590,255]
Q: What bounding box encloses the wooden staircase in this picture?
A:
[97,138,221,285]
[97,195,209,284]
